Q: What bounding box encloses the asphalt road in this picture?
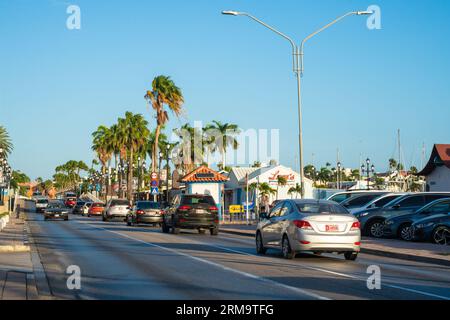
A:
[26,211,450,300]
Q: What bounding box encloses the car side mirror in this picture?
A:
[392,204,401,210]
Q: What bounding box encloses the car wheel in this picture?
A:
[162,222,170,233]
[44,217,48,221]
[282,235,295,259]
[210,227,218,236]
[344,252,358,261]
[198,229,206,234]
[398,223,413,241]
[172,226,180,234]
[255,232,267,254]
[313,251,322,256]
[432,226,450,245]
[102,216,107,222]
[366,220,385,238]
[126,218,132,226]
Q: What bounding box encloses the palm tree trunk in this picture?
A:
[152,125,161,173]
[127,149,134,201]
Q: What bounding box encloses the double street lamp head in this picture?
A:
[222,10,242,16]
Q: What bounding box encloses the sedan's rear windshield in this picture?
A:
[137,202,160,209]
[296,203,349,214]
[181,196,215,205]
[37,199,48,204]
[76,201,85,205]
[111,200,129,206]
[93,203,105,207]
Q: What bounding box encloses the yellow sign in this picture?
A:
[229,205,243,214]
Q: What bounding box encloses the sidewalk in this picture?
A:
[219,224,450,266]
[0,212,39,300]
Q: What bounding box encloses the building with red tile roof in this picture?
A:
[418,144,450,191]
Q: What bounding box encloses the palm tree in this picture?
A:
[276,176,288,200]
[205,120,240,170]
[92,125,113,198]
[145,75,184,174]
[288,183,302,199]
[118,112,150,201]
[0,125,13,158]
[173,123,204,173]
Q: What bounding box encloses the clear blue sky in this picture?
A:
[1,0,450,180]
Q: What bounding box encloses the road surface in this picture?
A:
[26,212,450,300]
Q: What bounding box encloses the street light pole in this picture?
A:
[222,10,372,198]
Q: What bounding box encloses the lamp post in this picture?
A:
[337,162,342,189]
[165,144,170,205]
[222,10,372,198]
[137,156,142,197]
[361,158,375,190]
[158,152,163,205]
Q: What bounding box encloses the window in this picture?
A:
[181,195,216,206]
[329,193,350,203]
[425,194,450,203]
[269,202,284,217]
[427,202,450,214]
[373,195,401,208]
[111,200,130,206]
[295,203,349,214]
[137,202,161,209]
[345,195,380,208]
[398,196,425,207]
[279,202,293,217]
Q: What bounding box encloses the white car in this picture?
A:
[35,197,49,213]
[103,199,130,222]
[256,199,361,261]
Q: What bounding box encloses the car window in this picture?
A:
[344,194,380,207]
[296,203,349,214]
[93,203,105,207]
[329,193,350,203]
[37,199,48,204]
[269,202,284,217]
[426,202,450,214]
[373,195,400,208]
[425,195,450,203]
[181,195,216,205]
[137,202,161,209]
[111,200,129,206]
[279,202,293,217]
[398,196,425,207]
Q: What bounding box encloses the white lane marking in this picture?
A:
[77,220,330,300]
[79,220,450,300]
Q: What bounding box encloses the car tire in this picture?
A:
[102,216,107,222]
[198,229,206,234]
[210,227,219,236]
[432,226,450,245]
[162,222,170,233]
[398,223,413,241]
[366,219,385,238]
[172,226,180,234]
[255,232,267,254]
[282,235,295,259]
[44,217,48,221]
[344,252,358,261]
[126,219,132,226]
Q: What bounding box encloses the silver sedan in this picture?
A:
[256,199,361,260]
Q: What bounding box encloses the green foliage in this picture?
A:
[0,125,13,157]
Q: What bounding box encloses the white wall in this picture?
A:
[427,166,450,191]
[190,183,220,206]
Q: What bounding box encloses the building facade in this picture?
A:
[418,144,450,191]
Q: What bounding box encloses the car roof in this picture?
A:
[288,199,340,206]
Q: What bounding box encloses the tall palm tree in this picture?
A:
[206,120,240,170]
[288,183,302,199]
[0,125,13,158]
[92,125,113,198]
[276,176,288,200]
[173,123,204,173]
[118,112,150,201]
[145,75,184,173]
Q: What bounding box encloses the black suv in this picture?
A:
[162,194,219,235]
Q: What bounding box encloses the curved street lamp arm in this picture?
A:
[300,11,358,75]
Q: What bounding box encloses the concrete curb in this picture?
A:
[23,213,54,299]
[220,229,450,267]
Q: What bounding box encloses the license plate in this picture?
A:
[325,224,339,232]
[55,214,60,217]
[195,209,205,214]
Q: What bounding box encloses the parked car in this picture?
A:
[256,199,361,260]
[162,194,219,235]
[340,193,390,212]
[81,202,93,216]
[126,201,164,226]
[35,197,49,213]
[88,202,105,217]
[44,201,69,221]
[327,190,388,204]
[103,199,130,222]
[348,193,406,214]
[355,193,450,238]
[383,198,450,240]
[64,196,77,208]
[72,201,87,215]
[412,213,450,245]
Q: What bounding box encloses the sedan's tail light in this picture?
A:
[159,210,165,215]
[209,206,218,212]
[350,221,360,231]
[178,205,191,211]
[136,210,145,215]
[293,220,313,230]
